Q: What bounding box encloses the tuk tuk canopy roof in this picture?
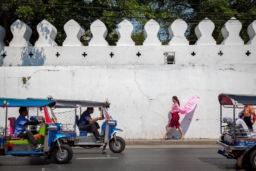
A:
[218,94,256,106]
[27,98,110,108]
[53,99,110,108]
[0,98,56,107]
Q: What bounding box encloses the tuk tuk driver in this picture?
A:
[14,107,44,150]
[78,107,103,142]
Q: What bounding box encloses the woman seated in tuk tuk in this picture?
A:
[14,107,44,150]
[239,105,255,131]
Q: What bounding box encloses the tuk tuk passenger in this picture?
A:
[239,105,255,131]
[78,107,103,142]
[14,107,43,150]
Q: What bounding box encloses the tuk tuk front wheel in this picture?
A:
[53,144,73,164]
[109,136,125,153]
[250,149,256,170]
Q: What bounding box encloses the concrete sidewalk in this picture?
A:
[125,139,218,145]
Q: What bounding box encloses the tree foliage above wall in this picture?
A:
[187,0,256,44]
[1,0,256,45]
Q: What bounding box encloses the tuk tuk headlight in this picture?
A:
[48,124,58,130]
[59,124,63,131]
[108,121,116,126]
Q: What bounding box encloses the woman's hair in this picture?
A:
[172,96,180,106]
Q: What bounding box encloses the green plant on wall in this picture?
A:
[22,76,31,85]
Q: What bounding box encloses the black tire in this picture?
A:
[109,136,125,153]
[53,144,73,164]
[250,149,256,170]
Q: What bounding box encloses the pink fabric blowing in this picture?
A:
[171,95,199,115]
[182,95,199,114]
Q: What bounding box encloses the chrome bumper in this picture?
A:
[216,140,250,150]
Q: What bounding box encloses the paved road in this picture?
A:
[0,145,252,171]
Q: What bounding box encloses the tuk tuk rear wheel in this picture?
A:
[53,144,73,164]
[250,149,256,169]
[109,136,125,153]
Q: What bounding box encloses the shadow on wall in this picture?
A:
[38,22,51,40]
[166,106,197,139]
[21,47,46,66]
[36,21,57,46]
[11,20,25,31]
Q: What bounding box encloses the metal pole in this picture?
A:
[5,107,7,136]
[27,107,29,120]
[50,108,57,123]
[233,105,236,139]
[37,107,39,117]
[74,108,77,131]
[220,105,222,134]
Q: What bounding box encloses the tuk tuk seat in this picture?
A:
[8,117,16,135]
[4,134,43,140]
[4,136,22,140]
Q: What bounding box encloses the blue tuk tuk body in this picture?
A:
[217,94,256,169]
[0,98,74,164]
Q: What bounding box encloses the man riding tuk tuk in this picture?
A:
[217,93,256,169]
[30,97,126,153]
[0,98,74,164]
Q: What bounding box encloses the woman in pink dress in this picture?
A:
[162,96,185,140]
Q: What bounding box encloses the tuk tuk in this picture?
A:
[217,93,256,169]
[0,98,74,164]
[34,97,126,153]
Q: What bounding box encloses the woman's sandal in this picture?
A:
[161,136,168,140]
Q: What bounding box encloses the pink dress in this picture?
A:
[169,102,185,128]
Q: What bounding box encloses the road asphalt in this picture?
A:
[0,144,252,171]
[125,138,218,145]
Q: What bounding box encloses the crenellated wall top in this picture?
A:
[1,17,256,47]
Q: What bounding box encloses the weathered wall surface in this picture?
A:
[1,62,256,139]
[0,17,256,139]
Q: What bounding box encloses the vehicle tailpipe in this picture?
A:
[218,149,235,159]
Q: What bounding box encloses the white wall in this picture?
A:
[0,45,256,66]
[1,63,256,139]
[0,17,256,139]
